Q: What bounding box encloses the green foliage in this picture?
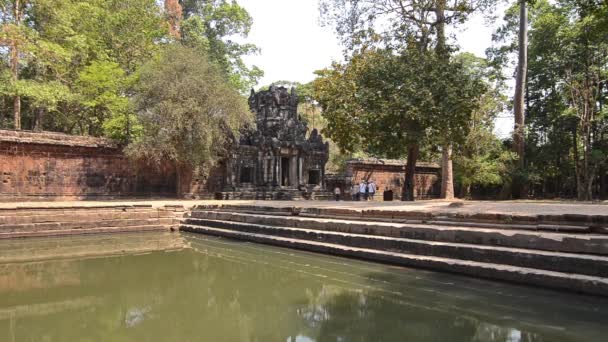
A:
[490,0,608,199]
[75,61,130,137]
[0,0,260,139]
[180,0,262,93]
[12,80,72,110]
[126,45,252,171]
[454,97,515,197]
[451,53,515,198]
[314,47,486,158]
[319,0,497,52]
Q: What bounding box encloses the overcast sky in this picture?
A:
[238,0,512,137]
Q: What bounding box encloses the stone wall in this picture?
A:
[326,158,441,200]
[0,130,176,201]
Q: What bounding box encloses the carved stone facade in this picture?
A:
[219,86,329,199]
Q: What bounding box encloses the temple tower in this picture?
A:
[219,86,329,199]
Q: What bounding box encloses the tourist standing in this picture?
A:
[359,181,367,201]
[351,183,359,201]
[334,186,341,201]
[368,180,376,201]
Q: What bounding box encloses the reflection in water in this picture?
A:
[125,306,151,328]
[0,232,606,341]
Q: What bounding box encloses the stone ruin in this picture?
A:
[217,86,329,199]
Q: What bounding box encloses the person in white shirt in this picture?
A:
[368,180,377,201]
[359,181,367,201]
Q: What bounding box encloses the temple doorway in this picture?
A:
[308,170,320,185]
[239,167,253,184]
[281,157,290,186]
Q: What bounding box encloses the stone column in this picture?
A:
[236,164,241,187]
[225,162,231,186]
[230,160,237,189]
[274,155,279,186]
[257,152,263,185]
[290,155,298,187]
[320,168,325,188]
[262,159,267,184]
[298,156,303,185]
[226,159,234,188]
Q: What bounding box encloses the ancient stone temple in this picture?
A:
[218,86,329,199]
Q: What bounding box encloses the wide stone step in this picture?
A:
[184,218,608,277]
[0,218,175,233]
[193,204,608,233]
[188,211,608,255]
[179,224,608,297]
[0,204,156,213]
[0,209,170,226]
[0,224,167,239]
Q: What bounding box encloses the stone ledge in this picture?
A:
[0,129,119,148]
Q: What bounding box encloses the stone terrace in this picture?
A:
[1,199,607,295]
[2,199,605,217]
[179,199,608,296]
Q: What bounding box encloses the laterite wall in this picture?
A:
[0,130,176,201]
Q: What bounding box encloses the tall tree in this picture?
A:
[513,0,528,165]
[1,0,26,129]
[180,0,262,93]
[319,0,496,200]
[127,45,252,197]
[319,0,494,52]
[314,48,485,201]
[512,0,528,197]
[490,0,608,200]
[559,0,607,200]
[452,53,514,198]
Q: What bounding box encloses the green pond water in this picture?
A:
[1,232,607,342]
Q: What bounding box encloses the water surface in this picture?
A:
[0,232,607,342]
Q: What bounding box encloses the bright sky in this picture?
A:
[238,0,512,137]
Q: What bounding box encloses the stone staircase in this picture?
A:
[181,205,608,296]
[216,189,333,201]
[0,204,183,239]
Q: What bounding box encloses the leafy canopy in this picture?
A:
[314,47,486,158]
[126,44,252,170]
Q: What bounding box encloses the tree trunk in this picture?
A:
[34,108,45,131]
[577,173,591,201]
[10,40,21,130]
[513,0,528,193]
[402,143,419,201]
[440,144,454,199]
[435,0,447,58]
[577,123,593,201]
[571,125,578,194]
[435,0,454,200]
[13,95,21,130]
[600,164,607,200]
[10,0,22,130]
[164,0,183,39]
